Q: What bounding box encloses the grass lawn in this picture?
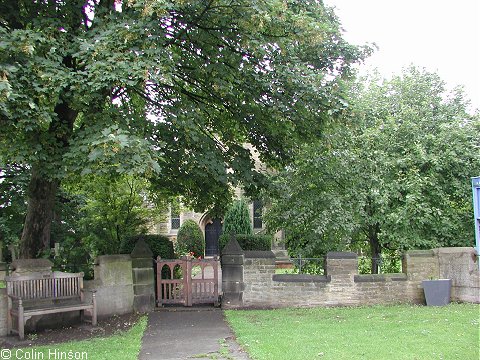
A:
[225,303,480,360]
[7,316,147,360]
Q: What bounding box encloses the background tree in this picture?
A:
[70,175,162,257]
[266,67,480,273]
[0,0,368,258]
[176,219,205,258]
[44,174,164,276]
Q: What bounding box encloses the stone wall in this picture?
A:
[437,247,479,303]
[227,247,479,309]
[83,247,155,317]
[240,251,422,308]
[243,252,276,306]
[84,255,134,318]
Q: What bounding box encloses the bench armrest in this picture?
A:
[7,294,22,301]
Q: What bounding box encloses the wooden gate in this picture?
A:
[155,257,219,307]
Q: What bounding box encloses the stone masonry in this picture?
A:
[84,255,134,318]
[131,239,155,313]
[224,246,479,309]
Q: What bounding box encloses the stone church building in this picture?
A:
[154,190,267,257]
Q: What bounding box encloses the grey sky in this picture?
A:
[325,0,480,112]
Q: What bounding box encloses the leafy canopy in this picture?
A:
[0,0,368,212]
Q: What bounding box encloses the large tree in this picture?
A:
[266,67,480,273]
[0,0,367,258]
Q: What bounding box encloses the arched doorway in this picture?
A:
[205,218,222,257]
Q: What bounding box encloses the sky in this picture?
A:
[324,0,480,112]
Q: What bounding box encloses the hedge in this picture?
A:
[219,233,272,252]
[120,234,174,259]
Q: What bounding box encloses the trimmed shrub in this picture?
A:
[120,234,174,259]
[223,199,253,236]
[219,233,272,252]
[176,219,205,258]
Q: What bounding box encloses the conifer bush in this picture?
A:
[223,199,253,236]
[220,199,272,252]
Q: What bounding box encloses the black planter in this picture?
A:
[422,279,452,306]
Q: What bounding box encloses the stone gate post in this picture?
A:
[221,236,244,308]
[131,239,155,312]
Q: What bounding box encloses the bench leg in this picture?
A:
[92,293,97,326]
[18,300,25,340]
[7,297,12,335]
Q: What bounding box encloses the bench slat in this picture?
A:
[6,277,83,300]
[12,303,94,317]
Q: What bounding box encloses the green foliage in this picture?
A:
[51,238,94,280]
[48,174,166,272]
[219,234,231,252]
[276,259,325,275]
[266,67,480,272]
[71,175,162,257]
[40,175,167,277]
[358,251,402,275]
[0,163,29,258]
[48,188,93,277]
[298,261,325,275]
[120,235,174,260]
[0,0,368,256]
[221,199,271,252]
[219,234,272,252]
[176,220,205,258]
[223,200,253,237]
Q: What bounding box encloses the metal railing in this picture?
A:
[358,255,402,274]
[289,256,325,275]
[285,254,402,275]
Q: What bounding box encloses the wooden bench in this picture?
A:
[5,271,97,339]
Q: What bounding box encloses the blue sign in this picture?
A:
[473,177,480,270]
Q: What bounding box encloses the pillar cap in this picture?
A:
[222,236,244,255]
[131,238,153,258]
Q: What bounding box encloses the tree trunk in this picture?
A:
[368,224,382,274]
[19,97,77,259]
[19,169,59,258]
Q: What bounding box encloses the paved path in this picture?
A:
[138,308,250,360]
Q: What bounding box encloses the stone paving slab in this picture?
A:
[138,308,250,360]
